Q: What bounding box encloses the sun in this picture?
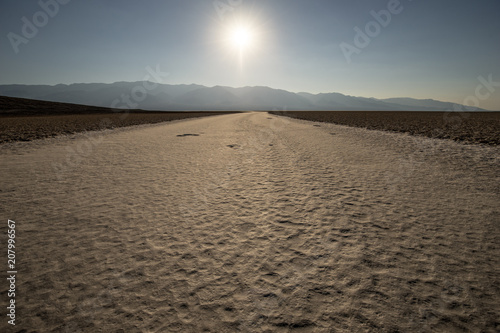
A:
[230,26,253,49]
[224,22,258,52]
[219,17,263,71]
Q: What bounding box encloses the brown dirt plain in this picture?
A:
[0,111,499,332]
[269,111,500,145]
[2,96,499,145]
[0,96,239,143]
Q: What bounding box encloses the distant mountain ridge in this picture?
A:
[0,82,487,111]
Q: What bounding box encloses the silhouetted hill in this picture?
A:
[0,83,487,111]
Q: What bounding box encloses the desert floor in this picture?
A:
[0,112,499,332]
[270,111,500,145]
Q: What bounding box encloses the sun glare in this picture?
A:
[230,26,253,49]
[220,17,263,71]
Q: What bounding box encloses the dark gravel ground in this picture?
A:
[2,96,499,145]
[0,96,238,143]
[269,111,500,145]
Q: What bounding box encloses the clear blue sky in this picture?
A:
[1,0,499,109]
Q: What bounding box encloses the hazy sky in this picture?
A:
[1,0,499,109]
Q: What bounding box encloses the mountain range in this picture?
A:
[0,82,485,111]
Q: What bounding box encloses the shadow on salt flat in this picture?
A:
[176,134,200,137]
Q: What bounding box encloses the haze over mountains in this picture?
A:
[0,82,486,111]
